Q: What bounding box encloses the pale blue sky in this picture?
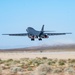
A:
[0,0,75,49]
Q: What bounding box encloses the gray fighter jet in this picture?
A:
[2,25,71,41]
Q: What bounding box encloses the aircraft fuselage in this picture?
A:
[26,27,48,40]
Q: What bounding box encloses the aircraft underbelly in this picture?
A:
[28,31,40,38]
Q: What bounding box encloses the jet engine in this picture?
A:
[41,34,49,38]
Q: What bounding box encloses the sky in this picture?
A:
[0,0,75,49]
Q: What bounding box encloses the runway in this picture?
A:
[0,51,75,60]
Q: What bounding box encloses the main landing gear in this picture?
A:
[31,38,35,41]
[31,38,42,41]
[39,38,42,41]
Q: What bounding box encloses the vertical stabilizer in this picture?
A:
[39,25,44,37]
[41,25,44,32]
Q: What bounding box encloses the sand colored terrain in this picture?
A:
[0,45,75,75]
[0,44,75,60]
[0,51,75,60]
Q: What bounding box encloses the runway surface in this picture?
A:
[0,51,75,60]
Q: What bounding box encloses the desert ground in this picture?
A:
[0,51,75,60]
[0,45,75,75]
[0,44,75,60]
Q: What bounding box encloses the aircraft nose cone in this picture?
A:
[26,28,28,32]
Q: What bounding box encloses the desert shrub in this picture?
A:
[14,60,20,63]
[0,59,2,64]
[6,59,13,62]
[53,68,63,73]
[0,59,1,61]
[47,61,53,65]
[68,64,75,70]
[31,64,52,75]
[22,59,34,68]
[31,58,43,67]
[42,57,47,60]
[47,59,57,65]
[1,64,10,69]
[10,66,23,74]
[2,59,13,66]
[68,59,75,63]
[28,60,33,65]
[5,62,11,66]
[33,61,41,66]
[64,67,75,75]
[20,60,25,64]
[18,63,25,68]
[0,67,2,75]
[58,59,66,66]
[0,60,5,64]
[11,60,20,65]
[27,67,33,71]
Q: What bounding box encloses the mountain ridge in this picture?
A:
[0,44,75,52]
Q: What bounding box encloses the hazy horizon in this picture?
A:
[0,43,75,49]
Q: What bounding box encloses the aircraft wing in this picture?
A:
[2,33,28,36]
[45,32,72,36]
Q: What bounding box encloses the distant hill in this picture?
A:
[26,44,75,50]
[0,44,75,52]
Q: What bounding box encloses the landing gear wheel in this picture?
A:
[31,38,34,41]
[39,38,42,41]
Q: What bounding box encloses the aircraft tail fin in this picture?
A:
[41,25,44,32]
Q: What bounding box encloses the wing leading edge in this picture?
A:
[45,32,72,36]
[2,33,28,36]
